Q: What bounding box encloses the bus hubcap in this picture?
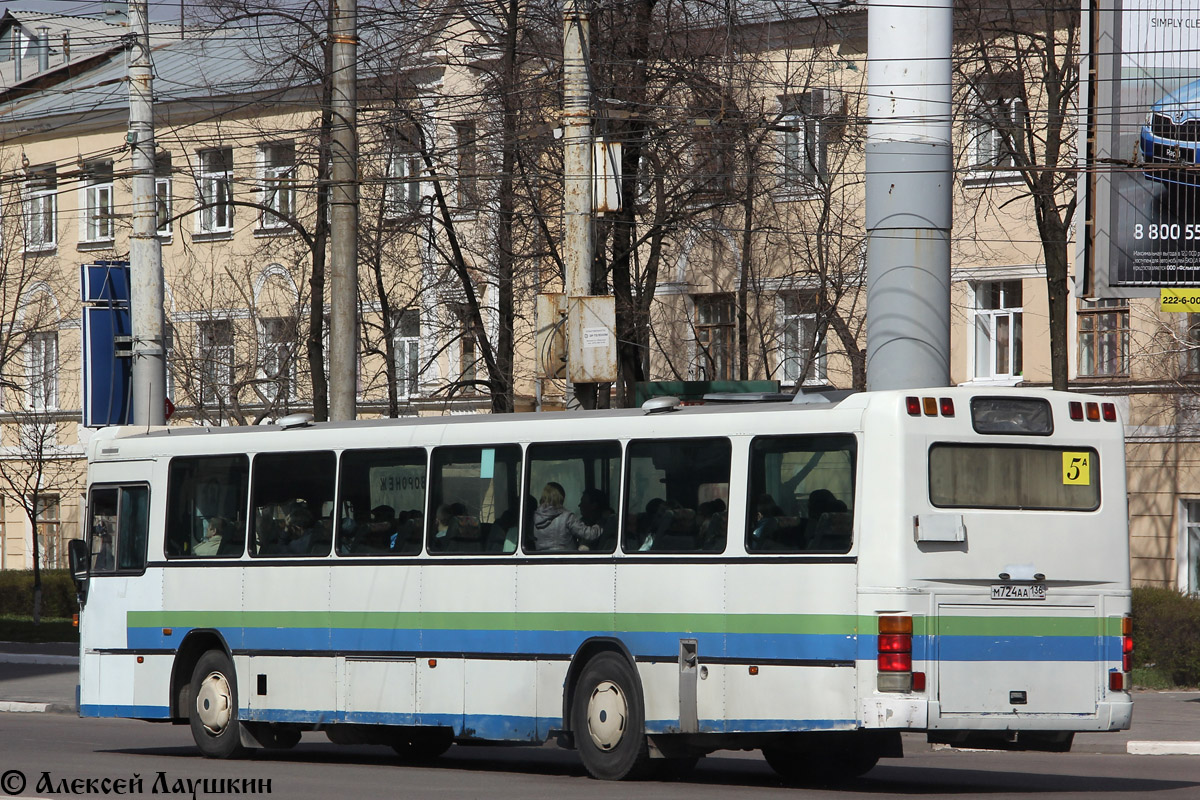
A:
[196,672,233,735]
[586,680,627,751]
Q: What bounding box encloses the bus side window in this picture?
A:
[165,455,249,559]
[746,435,856,554]
[88,488,119,573]
[250,451,337,558]
[428,445,522,555]
[336,448,427,556]
[622,438,731,554]
[524,441,620,554]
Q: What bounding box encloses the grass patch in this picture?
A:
[1132,665,1182,691]
[0,614,79,644]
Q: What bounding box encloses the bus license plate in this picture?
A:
[991,583,1047,601]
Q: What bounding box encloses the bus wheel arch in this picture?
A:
[170,630,232,722]
[566,645,650,780]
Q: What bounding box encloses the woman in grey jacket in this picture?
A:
[533,482,603,551]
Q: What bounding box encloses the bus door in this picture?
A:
[80,462,159,716]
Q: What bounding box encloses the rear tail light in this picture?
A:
[905,397,955,418]
[1122,615,1133,673]
[877,615,915,692]
[1069,401,1083,420]
[1102,402,1117,422]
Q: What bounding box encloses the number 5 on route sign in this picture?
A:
[1063,452,1090,485]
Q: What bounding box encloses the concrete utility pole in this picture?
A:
[562,0,594,406]
[329,0,359,421]
[127,0,166,425]
[865,0,953,391]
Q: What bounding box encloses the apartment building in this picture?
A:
[0,3,1194,595]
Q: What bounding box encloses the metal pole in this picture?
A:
[865,0,953,391]
[563,0,591,405]
[128,0,166,425]
[329,0,358,421]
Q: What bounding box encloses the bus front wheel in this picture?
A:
[189,650,245,759]
[571,652,650,781]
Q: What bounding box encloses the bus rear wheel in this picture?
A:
[571,652,650,781]
[189,650,245,759]
[392,728,454,760]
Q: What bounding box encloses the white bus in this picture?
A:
[69,387,1133,782]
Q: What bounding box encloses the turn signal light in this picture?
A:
[1086,402,1101,421]
[904,397,956,419]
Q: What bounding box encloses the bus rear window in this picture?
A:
[929,444,1100,511]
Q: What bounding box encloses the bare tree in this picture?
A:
[954,0,1079,390]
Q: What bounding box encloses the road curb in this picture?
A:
[0,653,78,666]
[1128,741,1200,755]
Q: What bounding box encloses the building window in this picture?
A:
[780,90,832,189]
[23,165,56,251]
[970,97,1026,172]
[454,121,478,210]
[26,331,58,411]
[82,160,114,242]
[394,309,420,397]
[197,319,235,404]
[455,304,479,388]
[781,292,826,385]
[197,147,233,233]
[974,280,1023,380]
[259,142,295,229]
[156,152,172,238]
[1078,298,1129,377]
[35,494,61,569]
[386,144,422,216]
[694,294,735,381]
[259,317,296,403]
[1183,500,1200,595]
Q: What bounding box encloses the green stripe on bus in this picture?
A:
[128,610,862,635]
[127,610,1124,637]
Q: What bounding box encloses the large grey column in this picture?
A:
[865,0,953,391]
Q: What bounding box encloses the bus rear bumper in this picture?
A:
[860,697,1133,732]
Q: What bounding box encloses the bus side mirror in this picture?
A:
[68,538,90,597]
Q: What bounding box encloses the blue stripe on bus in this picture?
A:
[127,626,860,661]
[126,627,1123,664]
[240,707,856,737]
[80,703,171,719]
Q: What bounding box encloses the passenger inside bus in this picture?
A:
[533,482,603,551]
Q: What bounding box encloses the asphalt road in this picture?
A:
[1,713,1199,800]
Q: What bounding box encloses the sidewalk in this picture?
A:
[0,642,1197,756]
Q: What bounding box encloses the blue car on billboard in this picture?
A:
[1141,79,1200,186]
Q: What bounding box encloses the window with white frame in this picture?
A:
[693,294,735,381]
[81,160,114,243]
[197,147,233,234]
[780,90,833,189]
[259,142,295,229]
[1183,500,1200,595]
[385,144,422,217]
[394,309,421,397]
[26,330,58,410]
[973,280,1023,380]
[23,165,56,251]
[258,317,296,403]
[970,96,1026,172]
[197,319,235,404]
[156,152,172,238]
[781,291,827,385]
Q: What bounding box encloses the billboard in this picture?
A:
[1086,0,1200,295]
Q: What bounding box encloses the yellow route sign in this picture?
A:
[1062,452,1091,485]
